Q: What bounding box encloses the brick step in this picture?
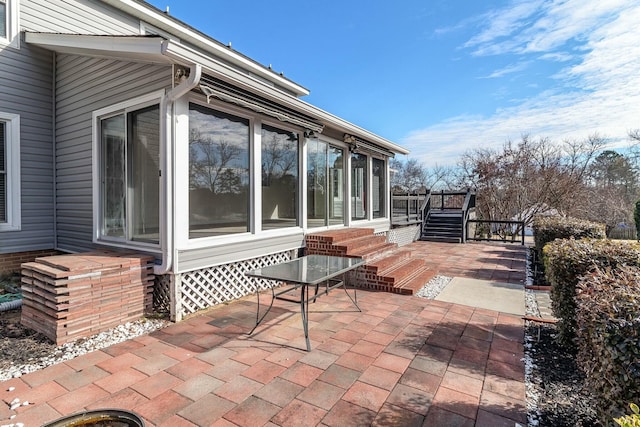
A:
[306,228,374,245]
[391,268,438,295]
[363,250,413,274]
[377,258,428,286]
[334,234,388,253]
[348,242,398,261]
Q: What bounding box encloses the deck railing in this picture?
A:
[391,192,428,225]
[429,190,469,210]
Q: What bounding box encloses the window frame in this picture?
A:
[92,91,164,250]
[186,100,253,240]
[371,156,387,219]
[350,152,369,222]
[0,112,20,232]
[305,137,346,229]
[0,0,19,48]
[259,120,301,232]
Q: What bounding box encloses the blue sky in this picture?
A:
[148,0,640,167]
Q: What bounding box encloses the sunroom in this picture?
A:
[26,32,409,321]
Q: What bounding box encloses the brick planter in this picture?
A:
[20,251,155,345]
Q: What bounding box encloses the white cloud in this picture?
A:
[403,0,640,167]
[481,61,531,78]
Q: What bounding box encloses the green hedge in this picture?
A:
[576,267,640,425]
[533,215,606,261]
[543,238,640,346]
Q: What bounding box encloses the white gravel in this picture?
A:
[0,318,169,382]
[414,275,453,299]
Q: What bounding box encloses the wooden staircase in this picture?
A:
[421,211,463,243]
[305,228,437,295]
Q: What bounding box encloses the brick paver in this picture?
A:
[4,241,528,426]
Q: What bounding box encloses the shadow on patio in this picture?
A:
[1,242,528,426]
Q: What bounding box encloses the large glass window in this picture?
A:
[100,105,160,244]
[351,153,368,220]
[307,140,344,227]
[372,157,386,219]
[189,103,250,238]
[261,124,298,230]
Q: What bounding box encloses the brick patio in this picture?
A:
[1,241,528,426]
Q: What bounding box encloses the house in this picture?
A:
[0,0,410,321]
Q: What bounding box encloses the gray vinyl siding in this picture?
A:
[0,0,159,255]
[21,0,139,35]
[0,41,54,254]
[54,54,171,253]
[176,233,306,273]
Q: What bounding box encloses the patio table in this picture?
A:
[246,254,364,351]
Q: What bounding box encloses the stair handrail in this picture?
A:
[461,188,476,243]
[420,190,432,225]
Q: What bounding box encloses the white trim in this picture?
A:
[91,90,165,248]
[0,0,19,49]
[252,119,262,234]
[140,21,180,43]
[0,112,20,232]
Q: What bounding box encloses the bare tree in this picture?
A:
[390,158,454,192]
[262,132,297,186]
[460,134,605,240]
[189,128,242,193]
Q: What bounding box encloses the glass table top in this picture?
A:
[246,254,365,285]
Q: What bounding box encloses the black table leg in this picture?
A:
[248,284,276,335]
[300,284,311,351]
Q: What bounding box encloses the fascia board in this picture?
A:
[101,0,309,97]
[25,32,170,63]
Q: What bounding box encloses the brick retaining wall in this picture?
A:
[0,249,62,275]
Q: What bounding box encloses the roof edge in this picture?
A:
[100,0,310,97]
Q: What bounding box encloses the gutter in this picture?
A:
[154,62,202,275]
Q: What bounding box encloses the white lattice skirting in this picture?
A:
[388,225,421,246]
[173,250,294,321]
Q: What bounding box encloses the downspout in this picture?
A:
[154,63,202,275]
[52,52,58,250]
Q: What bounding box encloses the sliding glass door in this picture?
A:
[307,139,344,227]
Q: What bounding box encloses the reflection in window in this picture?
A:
[188,103,250,238]
[372,158,386,218]
[261,125,298,230]
[0,1,6,39]
[100,105,160,243]
[307,140,344,228]
[351,153,367,220]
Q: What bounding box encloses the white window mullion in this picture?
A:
[0,112,20,232]
[0,0,20,48]
[252,119,262,234]
[367,155,373,221]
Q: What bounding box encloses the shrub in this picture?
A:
[614,403,640,427]
[577,268,640,425]
[543,238,640,346]
[533,215,605,262]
